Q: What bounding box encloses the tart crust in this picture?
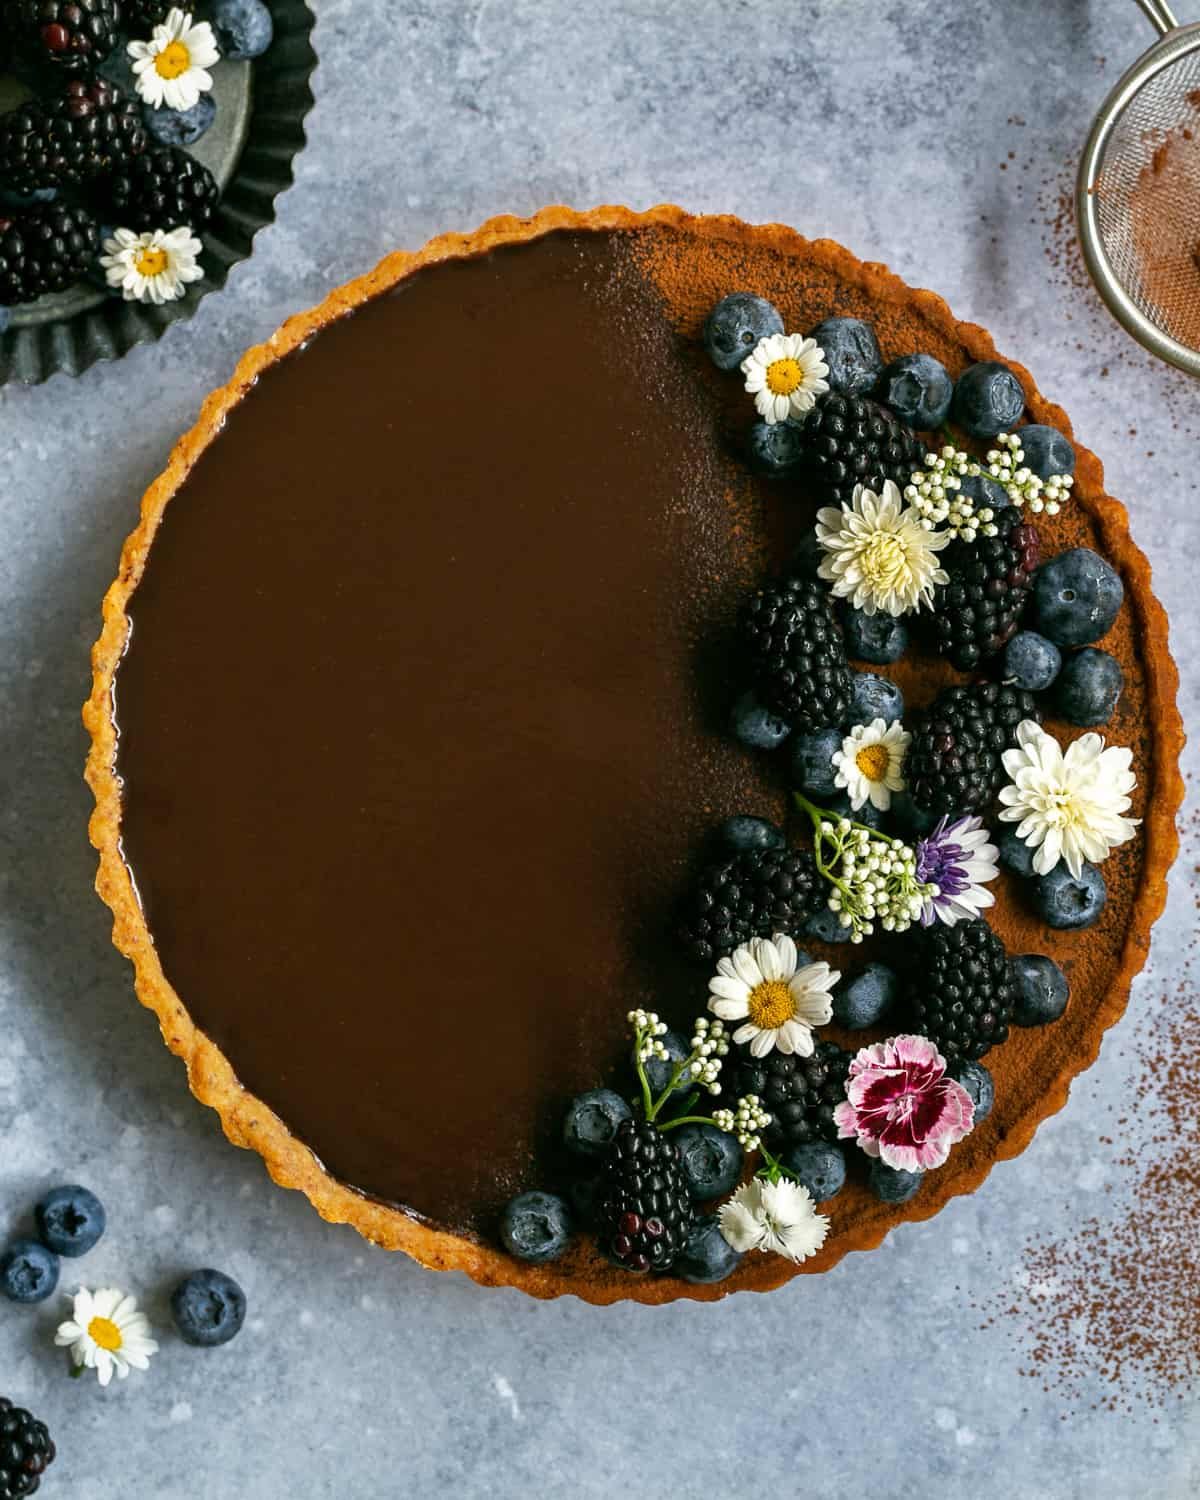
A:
[84,204,1185,1303]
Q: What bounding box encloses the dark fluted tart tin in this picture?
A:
[0,0,316,385]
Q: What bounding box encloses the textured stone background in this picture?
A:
[2,1,1198,1496]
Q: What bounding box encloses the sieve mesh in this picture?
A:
[1092,48,1200,351]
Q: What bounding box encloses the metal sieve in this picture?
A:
[1077,0,1200,375]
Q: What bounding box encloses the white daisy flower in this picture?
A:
[129,9,220,111]
[707,933,839,1058]
[55,1287,159,1387]
[741,333,829,423]
[816,480,951,616]
[832,717,910,812]
[997,720,1139,878]
[101,226,203,305]
[718,1177,829,1263]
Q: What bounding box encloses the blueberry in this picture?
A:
[98,42,138,93]
[1034,548,1124,647]
[1055,648,1123,726]
[1003,630,1062,692]
[876,353,953,429]
[869,1160,924,1204]
[1032,862,1107,929]
[170,1268,247,1346]
[951,361,1026,438]
[732,690,791,750]
[888,788,940,837]
[746,418,805,477]
[788,530,824,579]
[144,95,217,148]
[954,1061,994,1123]
[677,1215,743,1285]
[790,726,842,798]
[842,606,908,665]
[807,316,881,395]
[499,1193,572,1264]
[211,0,274,59]
[35,1185,105,1258]
[804,905,852,945]
[719,814,787,853]
[0,185,57,211]
[1011,954,1070,1026]
[997,828,1036,877]
[673,1123,743,1201]
[782,1143,847,1203]
[1018,424,1075,480]
[0,1240,60,1303]
[643,1030,693,1097]
[562,1089,632,1159]
[704,292,784,371]
[833,962,898,1030]
[956,472,1011,512]
[847,671,903,726]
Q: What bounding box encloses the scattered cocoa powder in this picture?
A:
[978,790,1200,1411]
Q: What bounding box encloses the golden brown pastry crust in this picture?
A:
[83,204,1185,1304]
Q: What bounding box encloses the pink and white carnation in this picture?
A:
[833,1033,975,1172]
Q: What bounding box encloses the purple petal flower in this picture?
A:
[914,815,1001,927]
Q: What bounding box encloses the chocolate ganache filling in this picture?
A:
[113,229,785,1234]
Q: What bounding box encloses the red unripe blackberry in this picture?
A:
[2,0,122,73]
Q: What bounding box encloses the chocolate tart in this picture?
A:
[84,205,1184,1303]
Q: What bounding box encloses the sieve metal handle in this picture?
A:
[1134,0,1180,34]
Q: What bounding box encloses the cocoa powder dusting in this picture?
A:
[978,793,1200,1411]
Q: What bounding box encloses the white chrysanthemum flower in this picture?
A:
[129,9,220,111]
[54,1287,159,1387]
[833,717,910,812]
[997,720,1139,878]
[101,226,203,304]
[741,333,830,422]
[816,480,951,616]
[718,1177,829,1263]
[707,933,838,1058]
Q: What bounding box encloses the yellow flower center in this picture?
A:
[859,531,910,590]
[134,246,169,278]
[856,743,892,782]
[154,40,192,79]
[747,979,795,1031]
[88,1315,123,1352]
[764,357,804,396]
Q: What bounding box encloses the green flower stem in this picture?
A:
[632,1022,655,1121]
[658,1113,720,1133]
[757,1143,802,1186]
[646,1054,694,1123]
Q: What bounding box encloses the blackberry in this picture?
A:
[929,509,1041,670]
[105,144,219,232]
[2,0,122,72]
[732,1041,851,1148]
[0,1398,55,1499]
[0,78,146,195]
[905,919,1013,1065]
[596,1119,694,1273]
[121,0,172,28]
[907,681,1040,816]
[678,845,823,964]
[795,392,925,507]
[0,200,98,304]
[739,576,851,731]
